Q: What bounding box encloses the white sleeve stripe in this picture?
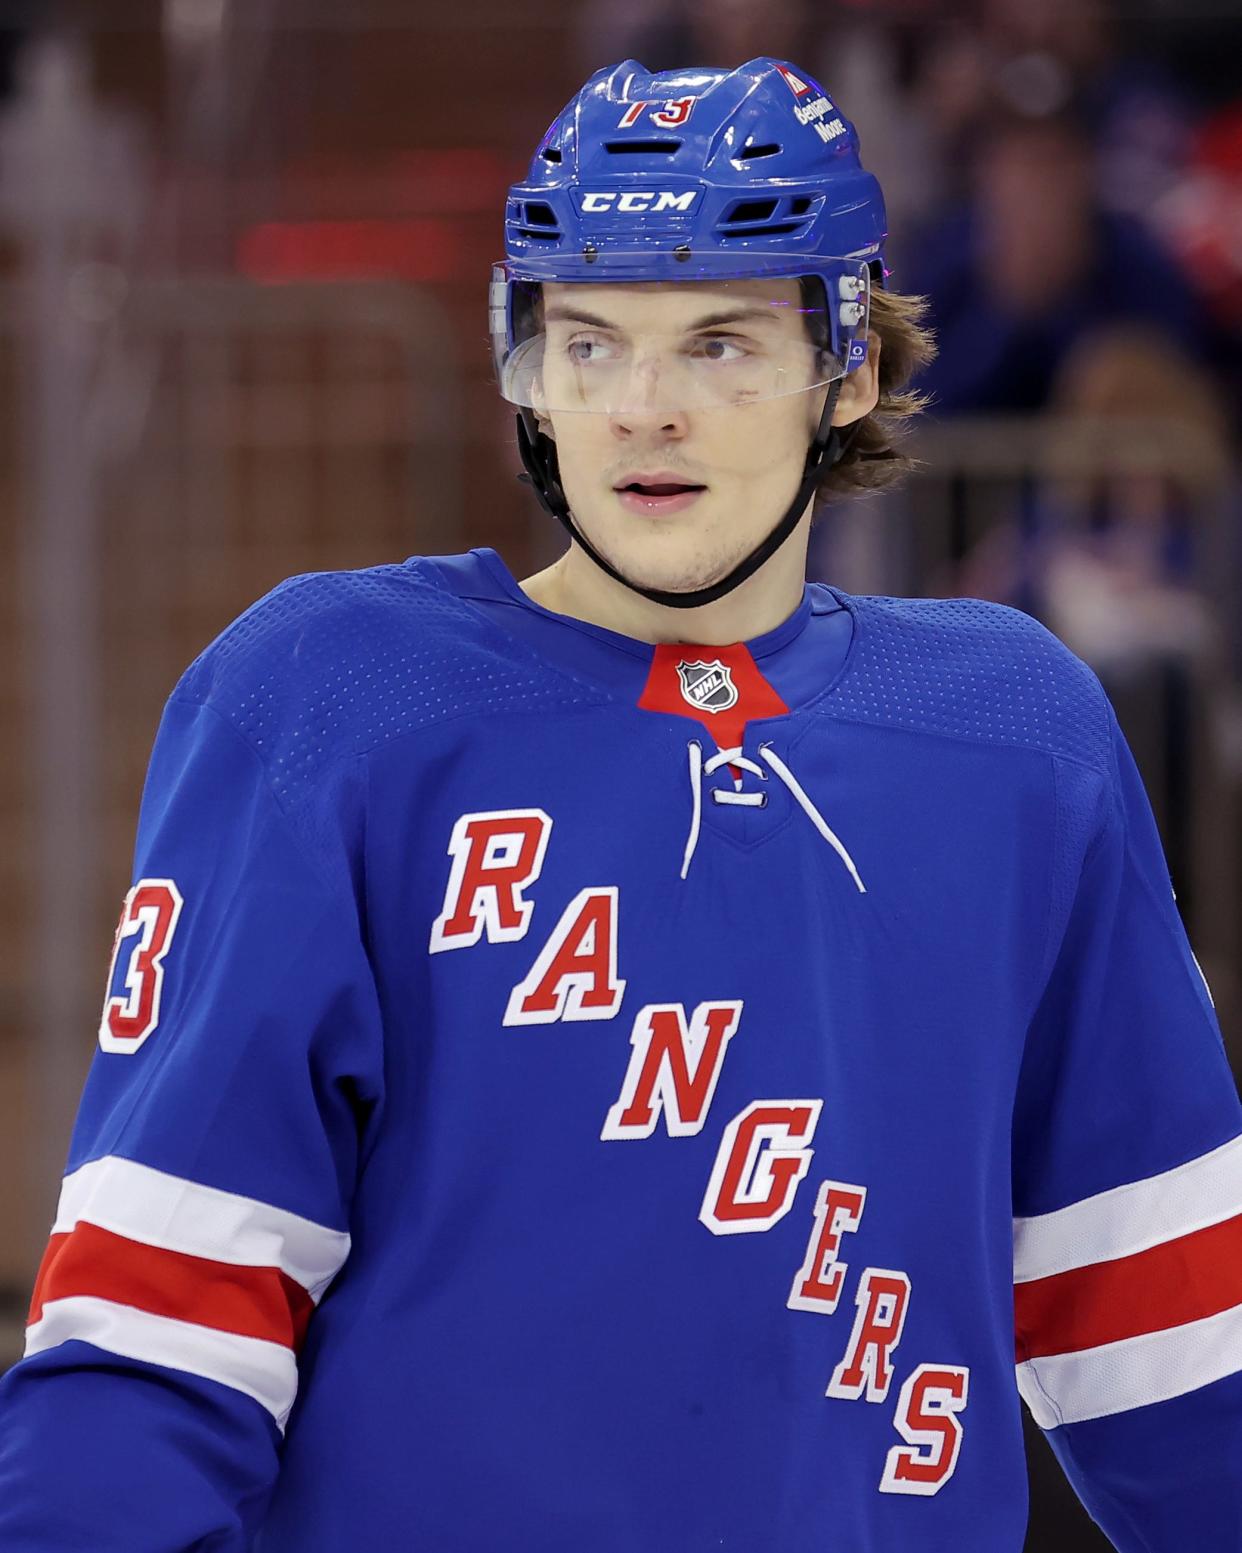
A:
[55,1156,350,1302]
[1013,1131,1242,1284]
[24,1294,299,1430]
[1016,1298,1242,1428]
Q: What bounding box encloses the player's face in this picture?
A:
[536,277,840,597]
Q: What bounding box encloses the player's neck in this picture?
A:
[519,537,811,648]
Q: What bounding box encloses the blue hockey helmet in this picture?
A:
[497,58,889,608]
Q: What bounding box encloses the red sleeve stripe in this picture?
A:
[28,1222,316,1351]
[1015,1209,1242,1361]
[1013,1132,1242,1284]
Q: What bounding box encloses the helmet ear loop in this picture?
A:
[802,277,862,473]
[806,373,854,477]
[515,407,570,523]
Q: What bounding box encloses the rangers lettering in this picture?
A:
[879,1364,970,1496]
[787,1180,867,1314]
[827,1267,911,1403]
[429,809,552,952]
[601,1000,742,1139]
[699,1099,821,1236]
[504,887,625,1026]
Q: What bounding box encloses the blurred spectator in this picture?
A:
[571,0,814,85]
[914,0,1194,222]
[945,324,1230,678]
[938,321,1235,900]
[1154,101,1242,415]
[904,112,1207,415]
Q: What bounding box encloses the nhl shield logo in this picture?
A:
[676,658,738,715]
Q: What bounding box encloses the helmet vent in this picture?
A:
[723,198,779,225]
[719,221,806,239]
[507,197,563,241]
[736,141,782,161]
[540,146,563,164]
[717,193,817,240]
[603,138,682,154]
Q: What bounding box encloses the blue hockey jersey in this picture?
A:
[2,545,1240,1551]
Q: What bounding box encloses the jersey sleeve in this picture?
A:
[1012,695,1242,1550]
[0,692,384,1552]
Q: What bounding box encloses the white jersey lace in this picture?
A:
[681,740,867,893]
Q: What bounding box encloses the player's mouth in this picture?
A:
[613,471,707,517]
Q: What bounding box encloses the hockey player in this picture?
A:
[2,57,1241,1553]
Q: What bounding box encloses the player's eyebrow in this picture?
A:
[542,304,784,331]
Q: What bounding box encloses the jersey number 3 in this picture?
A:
[99,879,184,1053]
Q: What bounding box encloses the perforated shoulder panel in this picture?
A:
[175,559,612,809]
[824,592,1112,774]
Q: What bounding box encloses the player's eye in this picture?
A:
[690,335,750,363]
[565,335,619,364]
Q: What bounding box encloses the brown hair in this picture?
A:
[808,279,938,506]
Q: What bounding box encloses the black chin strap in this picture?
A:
[515,377,856,611]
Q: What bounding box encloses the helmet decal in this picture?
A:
[775,64,813,96]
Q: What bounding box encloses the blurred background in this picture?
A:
[0,0,1239,1546]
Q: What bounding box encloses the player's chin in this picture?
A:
[593,519,750,598]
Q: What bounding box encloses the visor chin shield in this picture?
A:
[491,255,870,415]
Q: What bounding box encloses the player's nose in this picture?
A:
[607,396,689,440]
[606,356,689,438]
[608,409,689,440]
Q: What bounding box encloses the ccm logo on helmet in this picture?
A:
[575,190,701,215]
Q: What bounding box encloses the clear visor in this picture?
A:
[491,256,870,415]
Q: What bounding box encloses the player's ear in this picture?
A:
[831,331,881,426]
[531,376,556,441]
